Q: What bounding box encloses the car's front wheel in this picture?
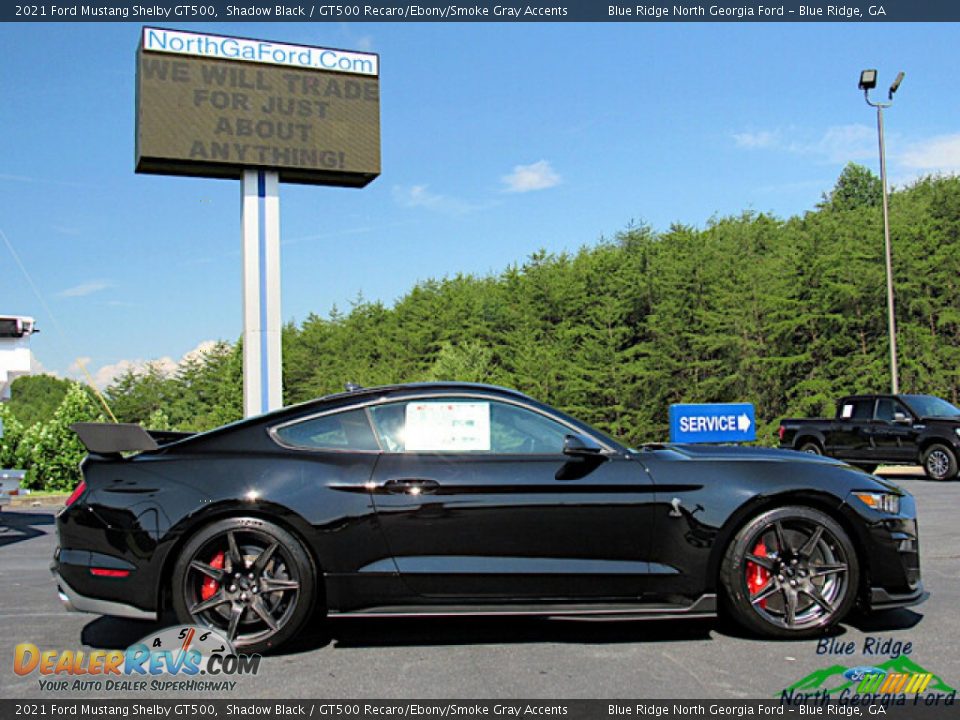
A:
[171,517,317,653]
[721,506,858,639]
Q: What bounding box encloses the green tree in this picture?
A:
[7,374,76,427]
[16,382,104,491]
[0,403,24,469]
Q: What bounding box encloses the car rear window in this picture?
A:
[274,409,379,451]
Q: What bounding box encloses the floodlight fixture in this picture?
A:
[889,71,905,99]
[859,69,878,90]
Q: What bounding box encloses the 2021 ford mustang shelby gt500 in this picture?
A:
[54,383,925,652]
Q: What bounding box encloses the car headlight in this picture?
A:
[954,428,960,439]
[853,491,901,514]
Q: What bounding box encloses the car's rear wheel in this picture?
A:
[798,441,822,455]
[922,444,958,481]
[721,506,858,639]
[172,517,317,653]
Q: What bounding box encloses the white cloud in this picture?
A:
[73,340,219,389]
[900,133,960,173]
[501,160,562,193]
[394,184,443,209]
[732,124,876,163]
[732,130,780,149]
[30,352,54,376]
[392,184,476,214]
[58,281,109,298]
[801,124,876,163]
[734,124,960,183]
[352,34,374,51]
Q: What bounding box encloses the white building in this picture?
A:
[0,316,38,401]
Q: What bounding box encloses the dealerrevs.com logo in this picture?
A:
[13,625,260,693]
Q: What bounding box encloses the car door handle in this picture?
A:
[382,478,439,495]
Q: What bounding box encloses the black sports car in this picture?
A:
[55,383,925,652]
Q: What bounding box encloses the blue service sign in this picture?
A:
[669,403,756,443]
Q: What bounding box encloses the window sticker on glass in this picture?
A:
[405,402,491,452]
[841,404,854,418]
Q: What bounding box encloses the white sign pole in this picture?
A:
[241,170,283,417]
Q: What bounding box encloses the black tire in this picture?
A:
[922,443,958,481]
[720,506,859,639]
[852,463,878,474]
[172,517,317,654]
[798,441,822,455]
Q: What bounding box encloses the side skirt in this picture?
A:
[327,593,717,620]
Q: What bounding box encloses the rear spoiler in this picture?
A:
[70,423,195,455]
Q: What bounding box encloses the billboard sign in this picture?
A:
[136,27,381,187]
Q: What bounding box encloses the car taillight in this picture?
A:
[65,481,87,507]
[778,425,786,441]
[90,568,130,578]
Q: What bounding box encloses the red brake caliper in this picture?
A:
[201,551,225,601]
[746,542,770,609]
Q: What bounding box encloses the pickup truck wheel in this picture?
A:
[922,444,958,481]
[721,506,858,639]
[798,441,822,455]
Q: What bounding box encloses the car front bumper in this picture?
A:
[869,583,928,611]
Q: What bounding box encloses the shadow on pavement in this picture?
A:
[81,614,175,650]
[276,615,718,655]
[0,510,54,548]
[846,608,924,632]
[79,607,923,656]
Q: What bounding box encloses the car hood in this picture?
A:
[636,443,905,493]
[645,443,848,465]
[918,415,960,424]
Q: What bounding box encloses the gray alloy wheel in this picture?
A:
[172,517,317,654]
[922,443,958,481]
[721,506,859,639]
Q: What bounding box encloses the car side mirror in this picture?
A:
[563,434,603,457]
[893,412,912,424]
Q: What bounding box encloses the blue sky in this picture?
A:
[1,21,958,385]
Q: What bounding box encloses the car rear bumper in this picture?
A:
[51,563,157,621]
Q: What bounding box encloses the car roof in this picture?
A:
[193,382,537,436]
[316,381,534,405]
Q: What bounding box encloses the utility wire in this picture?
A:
[0,227,118,422]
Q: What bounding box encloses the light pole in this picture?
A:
[859,69,904,395]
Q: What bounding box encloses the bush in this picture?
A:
[0,403,24,469]
[14,382,104,492]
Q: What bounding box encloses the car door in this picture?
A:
[870,398,919,463]
[366,394,657,600]
[829,398,874,459]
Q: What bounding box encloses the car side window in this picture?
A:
[875,398,895,422]
[490,402,569,454]
[369,399,571,454]
[851,400,874,420]
[274,409,379,451]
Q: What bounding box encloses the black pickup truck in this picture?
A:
[779,394,960,481]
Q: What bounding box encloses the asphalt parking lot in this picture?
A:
[2,470,957,700]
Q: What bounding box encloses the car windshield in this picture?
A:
[902,394,960,418]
